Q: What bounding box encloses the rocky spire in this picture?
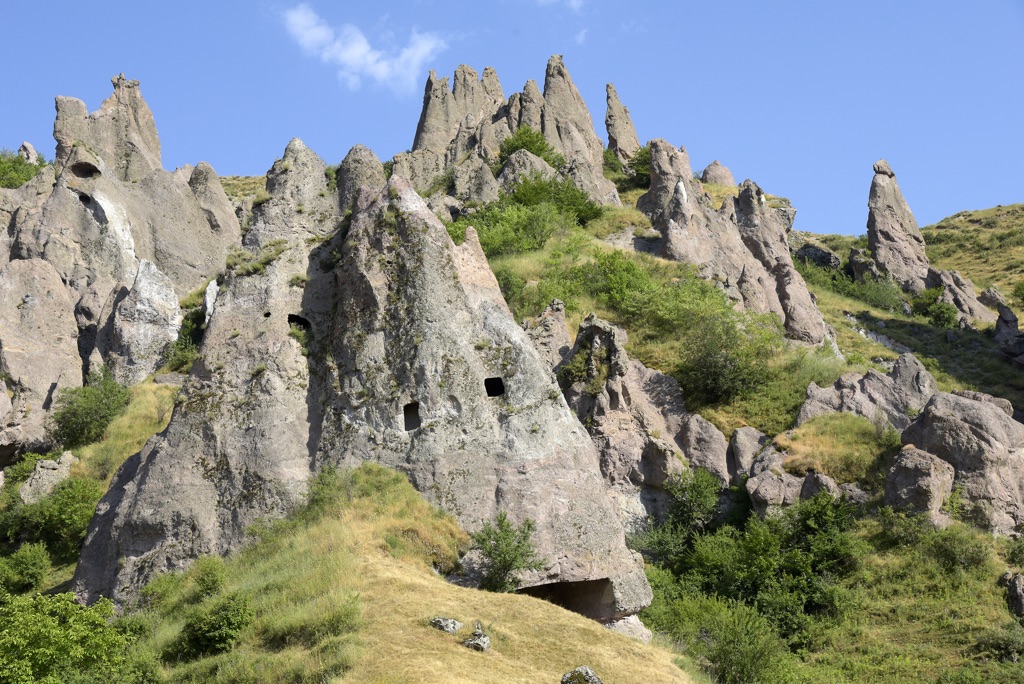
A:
[337,144,386,212]
[541,55,604,168]
[605,83,640,164]
[411,70,459,155]
[866,159,930,293]
[53,74,162,182]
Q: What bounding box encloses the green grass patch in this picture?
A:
[226,239,289,277]
[219,175,267,203]
[775,413,902,487]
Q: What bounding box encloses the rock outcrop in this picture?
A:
[0,258,81,464]
[636,140,826,344]
[700,160,734,186]
[865,160,994,323]
[744,445,840,517]
[76,170,652,625]
[796,353,936,431]
[884,446,955,520]
[337,144,386,212]
[17,142,39,165]
[395,56,619,207]
[605,84,640,165]
[901,391,1024,535]
[19,452,77,504]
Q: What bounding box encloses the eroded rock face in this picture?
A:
[797,353,936,431]
[106,260,183,385]
[0,259,81,464]
[605,84,640,165]
[497,149,556,193]
[338,144,386,212]
[523,299,572,369]
[320,179,649,621]
[902,392,1024,535]
[73,138,340,605]
[20,452,77,504]
[884,446,955,519]
[636,140,826,344]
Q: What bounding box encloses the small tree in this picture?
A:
[471,511,544,592]
[50,369,131,449]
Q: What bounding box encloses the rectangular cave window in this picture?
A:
[403,401,421,431]
[484,377,505,397]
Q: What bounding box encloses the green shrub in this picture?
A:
[626,145,651,188]
[497,126,565,170]
[191,555,226,600]
[911,287,945,316]
[1005,536,1024,567]
[795,260,906,312]
[176,592,254,659]
[1012,282,1024,310]
[927,301,960,328]
[602,147,622,174]
[664,467,721,536]
[0,148,46,190]
[506,174,601,225]
[876,506,931,548]
[0,592,142,683]
[973,623,1024,662]
[704,600,795,684]
[923,524,992,577]
[163,307,204,373]
[471,511,544,593]
[0,543,52,593]
[9,478,105,562]
[50,369,131,449]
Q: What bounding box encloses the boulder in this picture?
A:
[952,390,1013,417]
[429,617,463,634]
[106,260,183,385]
[847,247,885,284]
[925,268,996,325]
[979,287,1006,309]
[636,140,826,344]
[745,449,804,517]
[796,353,936,431]
[0,259,81,464]
[603,614,652,642]
[523,299,572,369]
[19,452,77,504]
[451,153,499,204]
[562,666,603,684]
[462,629,490,652]
[728,427,771,486]
[497,149,556,193]
[902,392,1024,535]
[795,243,841,271]
[700,160,735,186]
[884,446,955,518]
[866,159,929,293]
[338,144,387,212]
[17,142,39,165]
[1002,572,1024,619]
[605,83,640,165]
[562,158,621,206]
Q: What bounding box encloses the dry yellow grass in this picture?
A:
[219,175,267,202]
[774,412,900,486]
[72,379,177,482]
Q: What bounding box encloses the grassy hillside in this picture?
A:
[921,203,1024,295]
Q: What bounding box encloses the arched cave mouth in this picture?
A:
[70,161,101,179]
[287,313,310,330]
[77,192,92,207]
[403,401,422,431]
[518,578,614,620]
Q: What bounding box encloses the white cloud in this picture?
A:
[283,4,446,94]
[575,28,588,45]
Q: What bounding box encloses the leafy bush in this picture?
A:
[471,511,543,592]
[0,148,46,189]
[1005,536,1024,567]
[50,369,131,449]
[506,174,601,225]
[927,301,960,328]
[176,592,254,659]
[163,307,204,373]
[5,478,105,561]
[626,145,651,188]
[796,260,906,312]
[0,543,51,593]
[664,467,721,535]
[497,126,565,170]
[876,506,932,548]
[704,600,795,684]
[191,555,226,600]
[602,147,622,174]
[0,592,142,683]
[923,524,992,578]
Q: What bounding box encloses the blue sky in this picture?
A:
[4,1,1022,234]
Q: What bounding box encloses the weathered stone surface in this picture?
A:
[451,152,499,204]
[1002,572,1024,619]
[925,268,997,325]
[563,158,621,206]
[746,449,804,517]
[801,471,841,499]
[188,162,242,244]
[391,149,446,194]
[0,259,81,463]
[952,390,1014,417]
[867,159,929,293]
[17,142,39,165]
[202,279,219,327]
[54,74,161,183]
[542,55,604,169]
[979,287,1006,310]
[728,427,770,486]
[562,666,603,684]
[605,83,640,165]
[847,247,885,284]
[429,616,463,634]
[19,452,77,504]
[797,353,936,431]
[107,260,182,385]
[902,392,1024,535]
[497,149,556,193]
[338,144,386,212]
[74,138,340,605]
[462,629,490,652]
[636,140,825,344]
[884,446,955,517]
[603,614,652,643]
[523,299,572,369]
[700,160,735,186]
[795,242,841,270]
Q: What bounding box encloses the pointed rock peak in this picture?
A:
[867,158,928,292]
[873,159,895,177]
[605,83,640,163]
[701,160,735,186]
[266,138,326,200]
[338,144,386,211]
[283,137,310,158]
[523,79,543,99]
[481,66,504,101]
[541,55,602,168]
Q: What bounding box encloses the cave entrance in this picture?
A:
[403,402,421,431]
[518,578,614,620]
[484,377,505,397]
[70,161,101,179]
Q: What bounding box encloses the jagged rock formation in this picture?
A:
[18,142,39,165]
[497,149,556,193]
[796,353,936,431]
[865,160,994,323]
[74,137,342,605]
[790,232,841,270]
[523,299,572,369]
[0,259,81,464]
[636,139,826,344]
[605,84,640,165]
[394,55,619,208]
[902,392,1024,535]
[995,304,1024,368]
[734,431,841,517]
[700,160,734,186]
[0,76,243,457]
[19,451,77,504]
[76,168,652,624]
